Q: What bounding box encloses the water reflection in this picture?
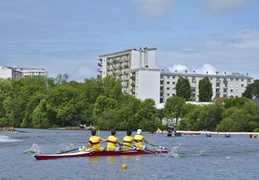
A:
[89,156,100,164]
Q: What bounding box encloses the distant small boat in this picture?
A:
[183,132,200,135]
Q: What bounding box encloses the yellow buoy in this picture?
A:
[121,164,127,169]
[70,144,74,147]
[60,139,64,141]
[226,157,230,159]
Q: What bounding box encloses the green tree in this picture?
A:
[93,95,118,127]
[45,85,77,127]
[135,99,159,131]
[116,94,141,130]
[224,97,250,109]
[176,77,192,101]
[198,101,224,131]
[242,80,259,99]
[164,96,186,127]
[198,76,213,102]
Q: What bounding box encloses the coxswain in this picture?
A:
[134,129,149,149]
[89,129,105,151]
[79,141,96,152]
[107,130,122,151]
[123,129,135,151]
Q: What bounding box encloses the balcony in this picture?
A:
[97,63,102,66]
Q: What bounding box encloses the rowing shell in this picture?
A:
[33,149,168,160]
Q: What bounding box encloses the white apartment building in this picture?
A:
[0,66,48,80]
[161,71,254,102]
[98,48,160,104]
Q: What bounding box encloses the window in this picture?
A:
[167,93,170,96]
[230,78,233,81]
[167,76,170,78]
[167,82,170,84]
[172,82,175,84]
[230,89,233,92]
[173,76,175,78]
[230,84,233,87]
[167,87,170,90]
[236,84,239,87]
[241,79,244,81]
[236,78,239,81]
[241,84,244,87]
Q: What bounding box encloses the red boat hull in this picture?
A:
[34,150,168,160]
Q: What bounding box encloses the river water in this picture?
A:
[1,129,259,180]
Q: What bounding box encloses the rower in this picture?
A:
[89,129,105,151]
[134,129,149,149]
[123,129,135,151]
[79,141,96,152]
[107,130,122,151]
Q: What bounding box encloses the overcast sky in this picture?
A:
[1,0,259,82]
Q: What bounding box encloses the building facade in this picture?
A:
[98,48,160,104]
[161,71,254,103]
[0,66,48,80]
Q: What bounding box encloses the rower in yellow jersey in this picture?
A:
[134,129,149,149]
[123,129,135,151]
[107,130,122,151]
[89,129,105,151]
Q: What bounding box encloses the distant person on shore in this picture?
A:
[123,129,135,151]
[134,129,149,149]
[107,130,122,151]
[89,129,105,151]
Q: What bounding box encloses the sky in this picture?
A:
[0,0,259,82]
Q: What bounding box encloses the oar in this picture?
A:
[122,144,154,154]
[149,143,169,151]
[58,147,79,154]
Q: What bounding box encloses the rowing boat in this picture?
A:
[34,149,168,160]
[0,130,18,133]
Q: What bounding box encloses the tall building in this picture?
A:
[98,48,160,104]
[161,71,254,102]
[0,66,48,80]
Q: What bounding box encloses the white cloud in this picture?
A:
[133,0,175,17]
[203,0,253,13]
[194,64,217,74]
[158,29,259,79]
[168,64,188,73]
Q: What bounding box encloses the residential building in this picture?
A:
[0,66,48,80]
[161,71,254,102]
[98,48,160,104]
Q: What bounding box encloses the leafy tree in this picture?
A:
[116,94,141,130]
[164,96,185,127]
[135,99,159,131]
[21,91,46,127]
[45,85,77,126]
[93,95,118,126]
[198,101,224,131]
[224,97,250,109]
[176,77,192,101]
[198,76,212,102]
[32,99,52,128]
[242,80,259,99]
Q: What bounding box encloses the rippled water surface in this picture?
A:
[1,129,259,180]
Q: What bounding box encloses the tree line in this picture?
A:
[0,75,258,132]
